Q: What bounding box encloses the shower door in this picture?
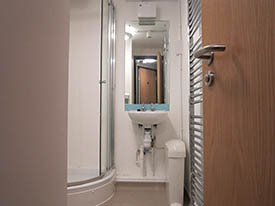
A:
[68,0,102,185]
[200,0,275,206]
[67,0,115,186]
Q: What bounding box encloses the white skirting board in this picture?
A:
[115,176,167,183]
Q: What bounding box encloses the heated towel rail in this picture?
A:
[188,0,204,205]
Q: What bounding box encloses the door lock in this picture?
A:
[205,71,214,87]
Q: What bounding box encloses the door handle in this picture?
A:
[194,45,226,66]
[99,80,107,84]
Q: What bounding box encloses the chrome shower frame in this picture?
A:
[99,0,116,175]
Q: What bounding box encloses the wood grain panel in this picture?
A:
[202,0,275,205]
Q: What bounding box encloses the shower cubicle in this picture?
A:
[67,1,115,204]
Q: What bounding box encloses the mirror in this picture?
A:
[124,20,169,108]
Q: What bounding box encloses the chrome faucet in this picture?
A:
[141,104,145,111]
[151,103,155,111]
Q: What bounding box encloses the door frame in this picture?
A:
[133,56,157,103]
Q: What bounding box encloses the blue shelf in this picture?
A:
[125,104,170,111]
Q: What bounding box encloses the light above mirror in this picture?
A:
[124,20,170,110]
[142,59,157,64]
[125,24,137,36]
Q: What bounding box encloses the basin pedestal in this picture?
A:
[128,111,168,177]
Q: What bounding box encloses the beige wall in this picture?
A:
[0,1,69,205]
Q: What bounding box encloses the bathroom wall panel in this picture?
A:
[0,0,69,205]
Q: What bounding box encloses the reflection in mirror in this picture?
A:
[124,21,169,105]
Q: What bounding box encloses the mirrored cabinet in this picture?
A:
[124,20,170,111]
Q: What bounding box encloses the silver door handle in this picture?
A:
[194,45,226,66]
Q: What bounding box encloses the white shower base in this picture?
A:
[68,168,99,183]
[67,169,116,206]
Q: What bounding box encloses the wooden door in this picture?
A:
[202,0,275,206]
[139,68,157,104]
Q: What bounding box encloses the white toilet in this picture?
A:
[165,140,186,206]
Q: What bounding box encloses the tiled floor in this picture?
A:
[112,182,191,206]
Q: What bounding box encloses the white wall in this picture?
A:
[114,0,190,182]
[68,0,101,171]
[0,1,69,205]
[125,38,133,103]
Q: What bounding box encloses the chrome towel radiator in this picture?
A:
[188,0,204,205]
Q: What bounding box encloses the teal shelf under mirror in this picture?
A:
[125,104,169,111]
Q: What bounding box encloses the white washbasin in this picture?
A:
[128,111,168,126]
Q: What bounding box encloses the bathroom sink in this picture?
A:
[128,111,168,126]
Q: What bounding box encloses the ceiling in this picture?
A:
[126,21,169,50]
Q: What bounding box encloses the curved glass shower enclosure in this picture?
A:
[67,0,115,186]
